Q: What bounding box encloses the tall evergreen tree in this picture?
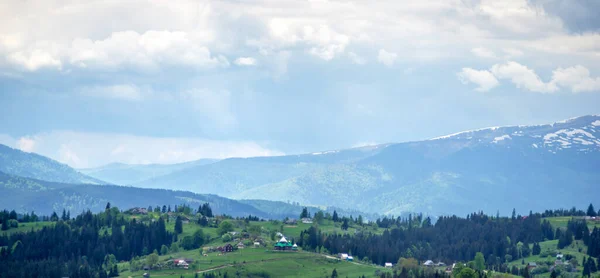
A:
[175,216,183,234]
[587,204,597,217]
[332,210,339,222]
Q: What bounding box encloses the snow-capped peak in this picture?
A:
[427,115,600,153]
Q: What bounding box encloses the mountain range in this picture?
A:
[83,115,600,216]
[1,115,599,217]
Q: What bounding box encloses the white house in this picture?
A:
[301,218,313,224]
[340,253,348,260]
[347,256,354,261]
[254,242,261,247]
[424,260,435,267]
[385,263,393,268]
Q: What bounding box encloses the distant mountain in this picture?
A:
[131,144,390,194]
[133,115,600,216]
[79,159,219,185]
[0,171,292,218]
[0,144,104,184]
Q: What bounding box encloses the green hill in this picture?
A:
[0,144,104,184]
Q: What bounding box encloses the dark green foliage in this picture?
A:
[332,210,339,222]
[175,216,183,234]
[587,204,597,217]
[587,227,600,258]
[557,229,573,249]
[298,212,547,268]
[199,203,214,217]
[0,208,173,277]
[532,242,541,255]
[300,207,309,219]
[341,218,349,230]
[331,268,338,278]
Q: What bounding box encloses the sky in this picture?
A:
[1,0,600,168]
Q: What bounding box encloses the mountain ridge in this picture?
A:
[126,114,600,216]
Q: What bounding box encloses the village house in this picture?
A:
[301,218,313,224]
[274,236,294,251]
[180,216,190,224]
[237,242,245,249]
[347,256,354,262]
[254,241,261,247]
[385,263,393,268]
[340,253,349,260]
[128,207,148,215]
[423,260,435,267]
[285,218,297,225]
[527,262,537,269]
[217,244,234,253]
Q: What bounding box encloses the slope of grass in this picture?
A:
[544,217,600,230]
[118,248,389,278]
[0,221,54,236]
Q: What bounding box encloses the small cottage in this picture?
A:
[385,263,393,268]
[424,260,435,267]
[301,218,313,224]
[340,253,349,260]
[347,256,354,261]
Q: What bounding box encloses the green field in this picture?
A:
[0,221,54,235]
[118,247,389,277]
[544,216,600,230]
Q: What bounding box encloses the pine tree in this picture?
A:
[332,210,339,222]
[341,218,349,230]
[583,257,591,277]
[175,216,183,234]
[331,268,338,278]
[532,243,541,255]
[587,204,597,217]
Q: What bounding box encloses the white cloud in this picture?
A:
[491,61,558,93]
[8,49,62,71]
[457,68,499,92]
[69,30,227,71]
[234,57,257,66]
[80,84,143,101]
[459,62,600,93]
[17,137,36,152]
[551,65,600,93]
[347,52,366,65]
[503,48,524,58]
[471,47,497,59]
[377,49,397,67]
[0,131,284,168]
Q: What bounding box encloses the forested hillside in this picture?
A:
[0,205,598,277]
[0,144,103,184]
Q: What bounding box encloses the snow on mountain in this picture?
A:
[429,115,600,153]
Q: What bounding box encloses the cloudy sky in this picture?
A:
[1,0,599,168]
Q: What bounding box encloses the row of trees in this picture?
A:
[298,212,554,267]
[0,205,175,277]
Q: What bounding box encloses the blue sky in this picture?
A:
[1,0,599,168]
